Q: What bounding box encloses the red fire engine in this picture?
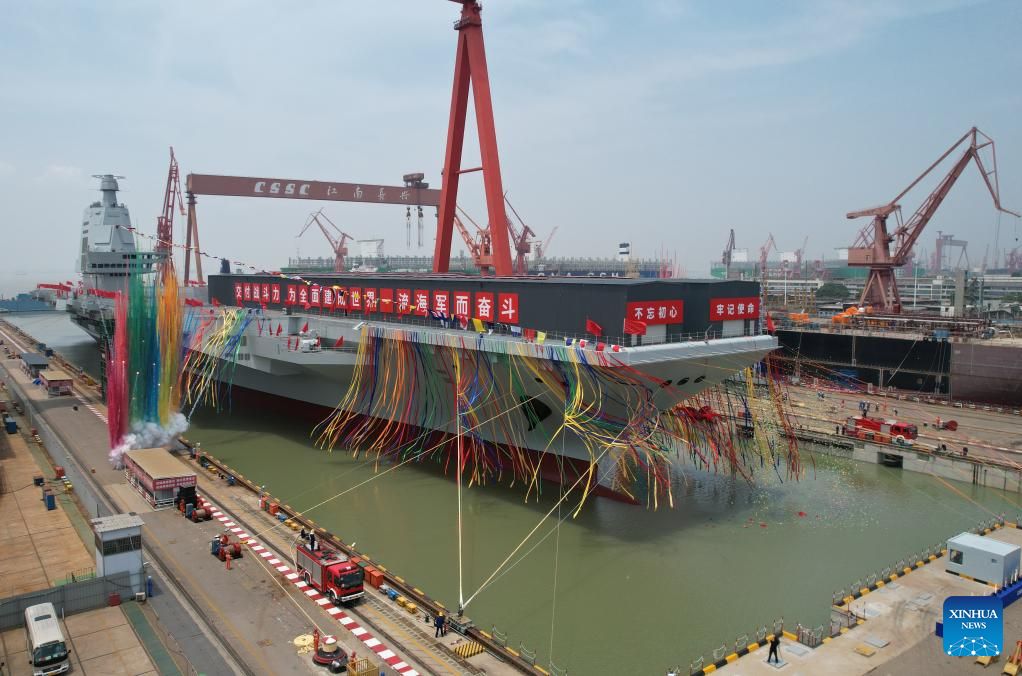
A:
[842,415,918,445]
[296,543,365,604]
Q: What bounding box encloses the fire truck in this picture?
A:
[296,543,365,604]
[842,415,918,445]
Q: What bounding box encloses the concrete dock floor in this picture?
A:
[0,605,157,676]
[713,525,1022,675]
[0,426,94,596]
[0,321,484,675]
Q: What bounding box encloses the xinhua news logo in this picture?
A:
[942,596,1003,657]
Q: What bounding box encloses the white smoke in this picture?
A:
[109,412,190,468]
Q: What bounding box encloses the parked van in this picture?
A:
[24,602,71,675]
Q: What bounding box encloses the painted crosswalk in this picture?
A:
[198,496,419,676]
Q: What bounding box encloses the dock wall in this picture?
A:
[800,433,1022,494]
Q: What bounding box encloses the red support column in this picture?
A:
[434,1,513,276]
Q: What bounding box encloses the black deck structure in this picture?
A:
[207,274,763,343]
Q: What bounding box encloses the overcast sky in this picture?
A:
[1,0,1020,295]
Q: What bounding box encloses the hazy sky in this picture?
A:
[1,0,1020,294]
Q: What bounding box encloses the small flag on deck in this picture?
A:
[276,324,283,336]
[536,331,546,344]
[301,321,309,333]
[472,318,485,333]
[334,336,344,348]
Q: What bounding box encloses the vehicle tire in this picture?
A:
[895,435,905,445]
[330,589,338,605]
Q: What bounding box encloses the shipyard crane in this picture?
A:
[794,236,809,271]
[155,147,185,268]
[298,210,353,273]
[722,229,736,278]
[503,196,535,275]
[1007,246,1022,274]
[454,206,494,273]
[759,233,777,279]
[846,127,1019,312]
[533,226,558,260]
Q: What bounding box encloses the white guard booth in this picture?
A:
[92,513,145,594]
[946,532,1021,587]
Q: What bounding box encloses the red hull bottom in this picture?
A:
[222,383,639,505]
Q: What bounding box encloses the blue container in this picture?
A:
[277,512,288,522]
[146,576,154,598]
[44,492,56,511]
[386,589,399,601]
[4,417,16,434]
[185,504,194,519]
[211,538,221,556]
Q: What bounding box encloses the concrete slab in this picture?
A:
[79,644,155,674]
[64,604,127,636]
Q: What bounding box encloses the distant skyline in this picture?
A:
[1,0,1020,295]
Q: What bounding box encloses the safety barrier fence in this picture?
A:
[181,442,556,675]
[686,617,784,675]
[0,571,134,630]
[685,515,1012,674]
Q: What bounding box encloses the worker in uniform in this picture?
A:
[767,634,781,664]
[434,613,446,638]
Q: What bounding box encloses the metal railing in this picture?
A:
[275,308,764,350]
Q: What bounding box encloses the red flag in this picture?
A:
[623,318,646,335]
[765,313,777,334]
[585,318,603,336]
[212,298,221,307]
[301,321,309,333]
[276,323,283,336]
[184,298,202,307]
[287,337,292,350]
[257,321,263,336]
[523,328,537,342]
[333,336,344,348]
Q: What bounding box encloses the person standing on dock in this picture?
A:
[434,613,446,638]
[767,634,781,664]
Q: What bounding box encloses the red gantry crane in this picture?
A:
[155,147,185,268]
[298,209,353,273]
[846,127,1019,313]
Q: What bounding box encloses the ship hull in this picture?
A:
[186,311,777,500]
[219,380,642,503]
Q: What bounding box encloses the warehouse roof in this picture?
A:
[20,352,49,367]
[125,448,195,481]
